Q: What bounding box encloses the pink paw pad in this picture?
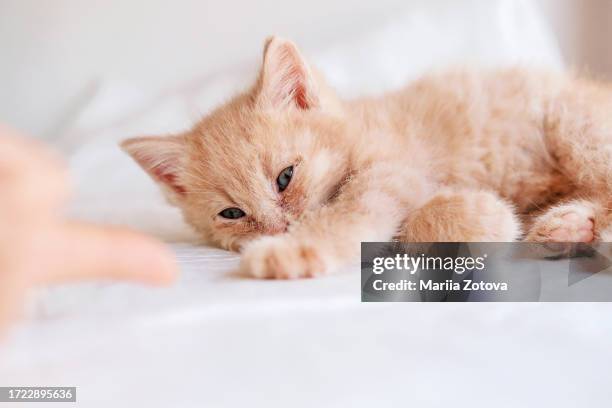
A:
[548,212,595,243]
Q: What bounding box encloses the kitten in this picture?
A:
[122,36,612,279]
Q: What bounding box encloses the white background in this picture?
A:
[1,0,611,139]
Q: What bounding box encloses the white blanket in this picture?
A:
[3,1,611,407]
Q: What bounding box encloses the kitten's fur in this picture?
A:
[122,37,612,278]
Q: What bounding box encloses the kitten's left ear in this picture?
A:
[257,36,319,110]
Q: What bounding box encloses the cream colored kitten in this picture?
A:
[122,37,612,279]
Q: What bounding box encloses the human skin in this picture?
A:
[0,124,178,336]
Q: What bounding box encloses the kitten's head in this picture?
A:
[122,37,351,250]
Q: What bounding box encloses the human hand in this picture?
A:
[0,125,178,334]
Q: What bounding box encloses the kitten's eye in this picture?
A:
[276,166,294,192]
[219,207,246,219]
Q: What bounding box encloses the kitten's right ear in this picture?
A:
[120,135,187,200]
[257,36,319,110]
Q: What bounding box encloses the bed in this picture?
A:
[2,1,611,407]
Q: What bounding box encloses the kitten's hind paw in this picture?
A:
[240,236,328,279]
[525,202,596,243]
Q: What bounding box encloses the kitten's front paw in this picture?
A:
[240,236,328,279]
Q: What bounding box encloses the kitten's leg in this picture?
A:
[545,90,612,195]
[524,199,612,242]
[240,162,431,279]
[397,190,521,242]
[536,86,612,241]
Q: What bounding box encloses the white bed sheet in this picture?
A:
[3,1,612,407]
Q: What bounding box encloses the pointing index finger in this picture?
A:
[32,222,179,286]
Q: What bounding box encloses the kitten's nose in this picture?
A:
[266,220,289,235]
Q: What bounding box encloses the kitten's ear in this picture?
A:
[257,36,319,110]
[121,135,187,200]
